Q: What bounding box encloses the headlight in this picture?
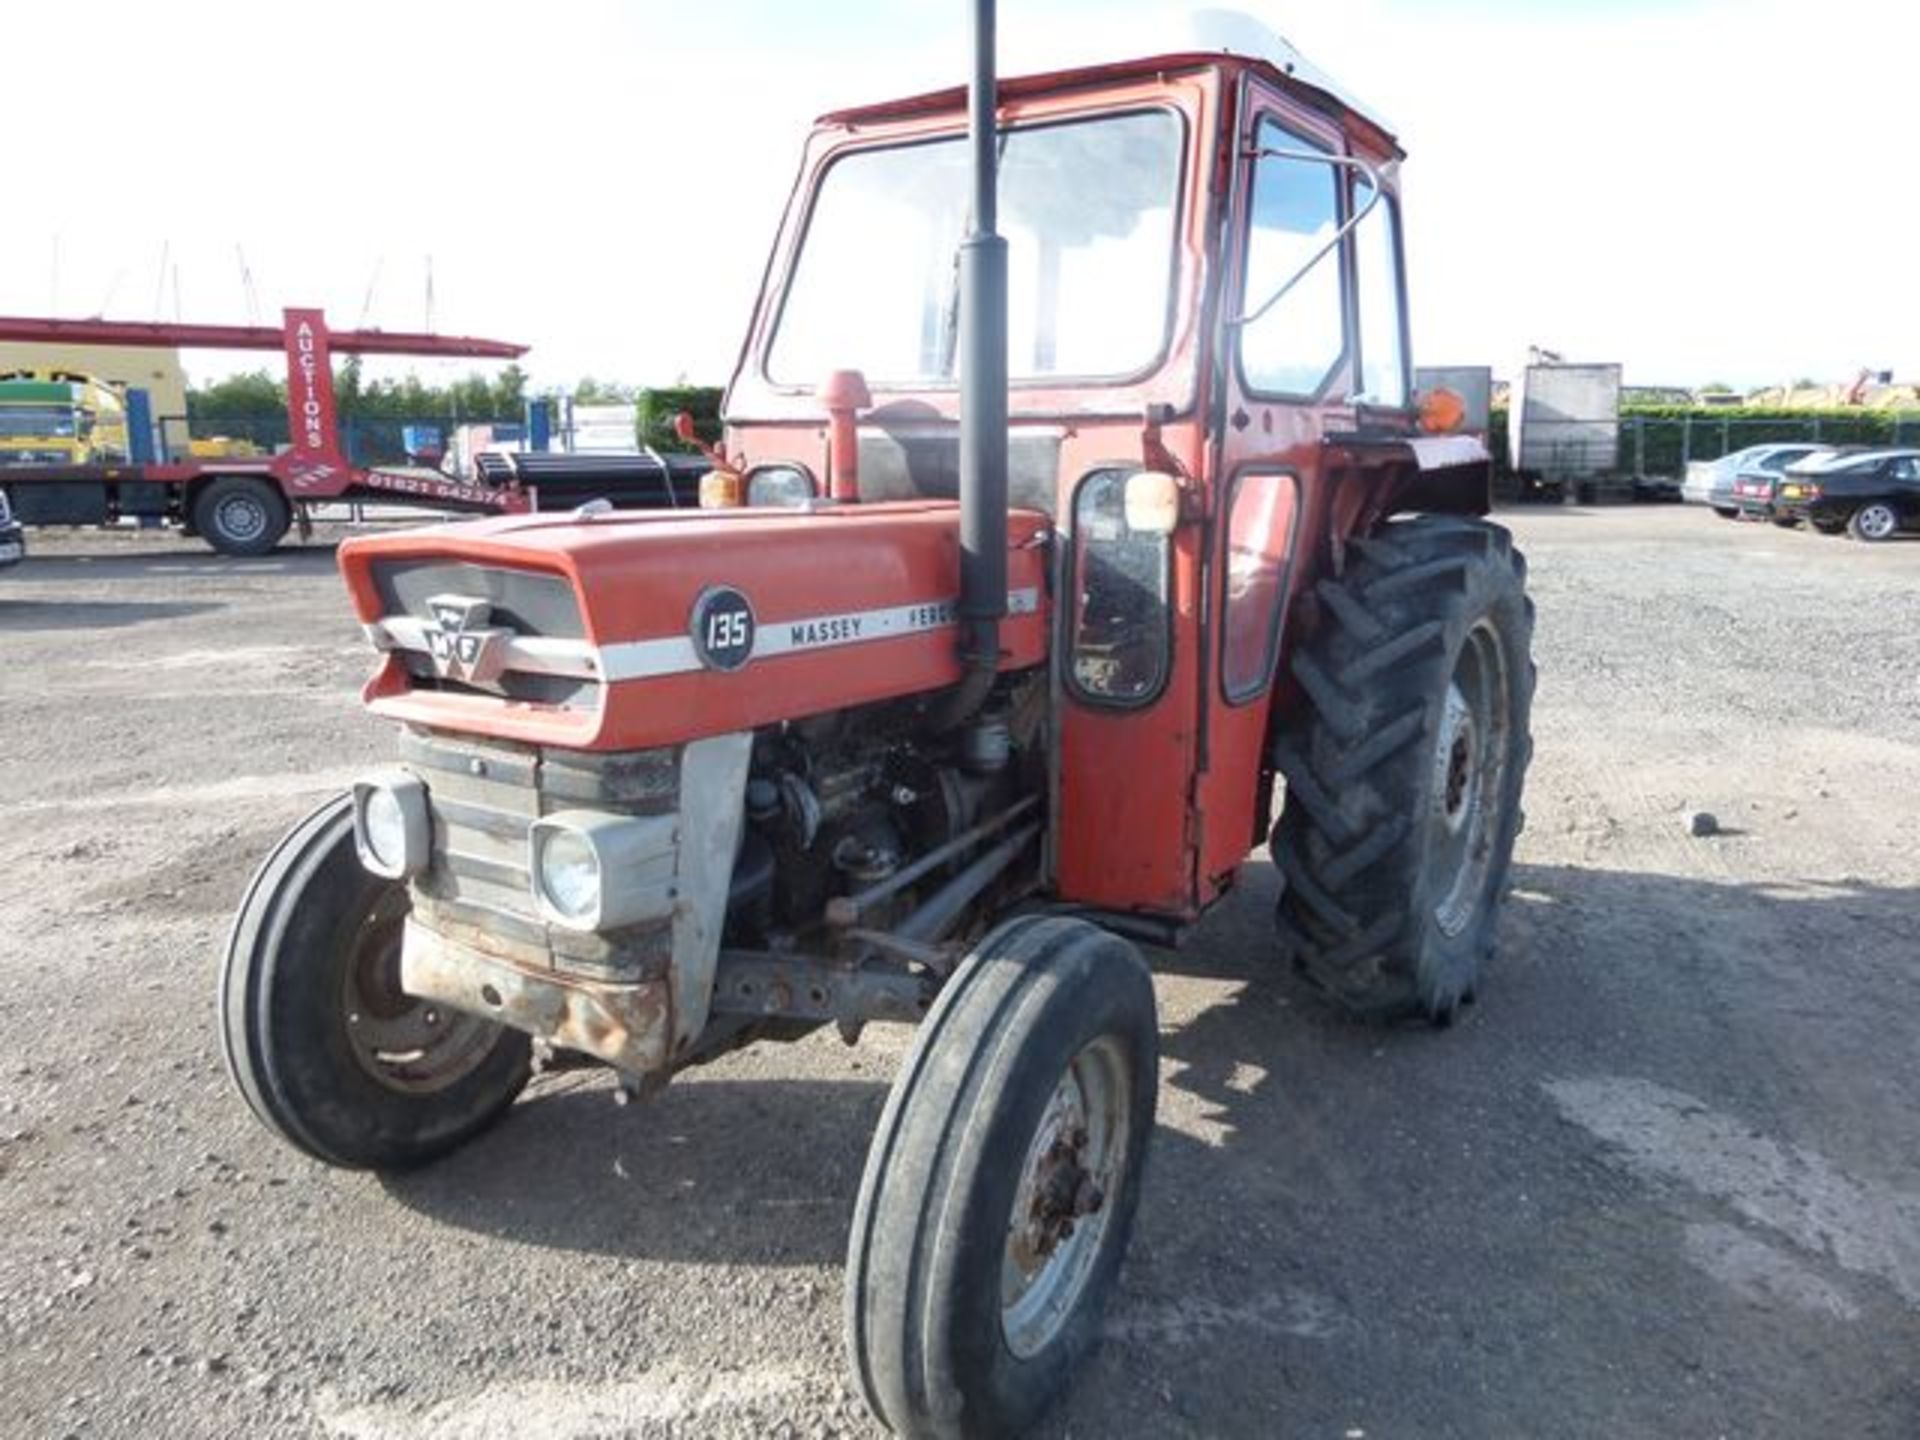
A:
[746,464,815,508]
[528,810,678,932]
[352,772,429,878]
[536,828,601,922]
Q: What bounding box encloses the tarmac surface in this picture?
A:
[2,505,1916,1439]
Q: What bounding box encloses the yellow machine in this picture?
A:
[0,370,130,466]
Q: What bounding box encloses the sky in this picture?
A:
[5,0,1915,393]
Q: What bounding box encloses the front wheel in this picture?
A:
[219,795,531,1169]
[1848,503,1899,542]
[846,916,1158,1439]
[1271,516,1536,1023]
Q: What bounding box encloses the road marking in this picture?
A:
[1547,1075,1920,1306]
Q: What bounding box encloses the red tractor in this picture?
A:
[221,8,1534,1436]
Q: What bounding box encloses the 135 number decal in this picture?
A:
[690,585,756,671]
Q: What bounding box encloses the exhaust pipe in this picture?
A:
[941,0,1008,727]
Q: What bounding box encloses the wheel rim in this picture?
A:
[1001,1035,1131,1359]
[216,493,268,543]
[339,889,499,1094]
[1858,505,1896,539]
[1428,619,1511,939]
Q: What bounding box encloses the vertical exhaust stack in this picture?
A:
[951,0,1008,717]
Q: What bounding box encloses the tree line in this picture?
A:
[186,366,723,452]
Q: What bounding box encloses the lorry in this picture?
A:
[0,311,534,555]
[0,371,129,467]
[1508,357,1623,502]
[220,8,1536,1436]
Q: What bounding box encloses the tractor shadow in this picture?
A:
[381,854,1920,1437]
[382,1074,889,1268]
[1050,857,1920,1439]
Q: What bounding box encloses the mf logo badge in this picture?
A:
[690,585,755,672]
[423,593,510,684]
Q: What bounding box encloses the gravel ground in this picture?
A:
[2,507,1917,1440]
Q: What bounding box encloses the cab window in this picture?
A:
[1238,117,1347,398]
[1353,181,1409,408]
[1221,471,1299,703]
[1068,471,1170,706]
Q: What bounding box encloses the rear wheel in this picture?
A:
[1271,516,1536,1023]
[1769,514,1800,529]
[1712,507,1738,520]
[1848,503,1898,542]
[846,916,1157,1439]
[193,475,290,557]
[1810,516,1847,536]
[220,795,531,1169]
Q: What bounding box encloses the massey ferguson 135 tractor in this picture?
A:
[222,8,1534,1435]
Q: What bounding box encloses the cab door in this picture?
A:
[1188,75,1408,896]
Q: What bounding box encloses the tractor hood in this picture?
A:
[337,502,1052,751]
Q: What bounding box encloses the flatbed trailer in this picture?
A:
[0,308,533,555]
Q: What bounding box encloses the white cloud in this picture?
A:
[2,0,1912,390]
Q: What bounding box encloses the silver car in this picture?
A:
[1681,443,1826,517]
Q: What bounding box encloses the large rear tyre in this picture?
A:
[1271,516,1536,1023]
[219,795,531,1170]
[193,475,290,557]
[845,916,1158,1439]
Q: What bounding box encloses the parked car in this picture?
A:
[1774,449,1920,541]
[1682,443,1825,518]
[1726,444,1832,523]
[0,487,24,569]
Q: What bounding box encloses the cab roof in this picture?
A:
[820,8,1399,154]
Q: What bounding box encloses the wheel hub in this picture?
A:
[217,495,267,542]
[1001,1037,1129,1359]
[1428,622,1511,939]
[339,897,498,1095]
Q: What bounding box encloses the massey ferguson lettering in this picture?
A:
[905,601,956,629]
[790,615,864,647]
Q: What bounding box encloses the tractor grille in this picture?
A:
[398,728,679,979]
[367,559,601,709]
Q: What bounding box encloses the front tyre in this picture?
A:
[1272,516,1536,1023]
[846,917,1158,1439]
[219,795,531,1170]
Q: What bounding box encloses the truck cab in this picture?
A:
[0,370,129,467]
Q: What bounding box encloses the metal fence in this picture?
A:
[1624,414,1920,477]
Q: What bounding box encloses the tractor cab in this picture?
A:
[719,20,1483,919]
